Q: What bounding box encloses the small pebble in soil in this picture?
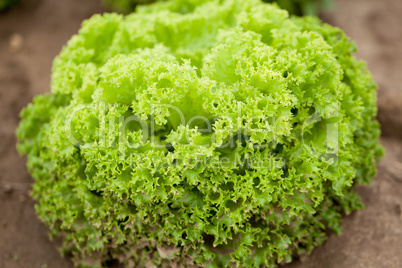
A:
[9,33,23,53]
[2,184,14,194]
[19,194,27,202]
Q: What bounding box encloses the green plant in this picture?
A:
[264,0,332,16]
[102,0,155,13]
[103,0,332,15]
[0,0,19,11]
[17,0,382,267]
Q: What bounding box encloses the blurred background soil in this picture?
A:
[0,0,401,267]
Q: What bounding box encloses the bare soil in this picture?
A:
[0,0,401,267]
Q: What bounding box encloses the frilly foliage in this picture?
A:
[17,0,382,267]
[264,0,332,16]
[102,0,332,16]
[102,0,156,13]
[0,0,19,11]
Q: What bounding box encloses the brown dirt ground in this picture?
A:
[0,0,401,267]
